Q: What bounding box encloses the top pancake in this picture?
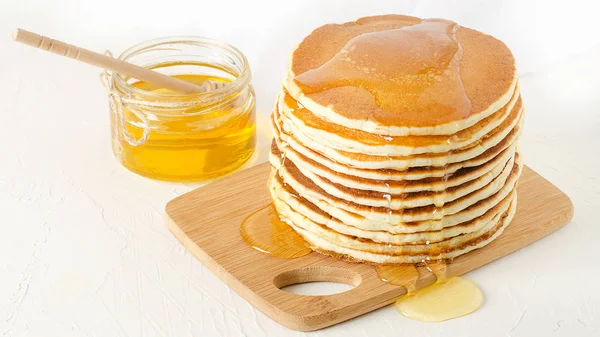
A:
[284,15,517,136]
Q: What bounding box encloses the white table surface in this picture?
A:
[1,0,599,336]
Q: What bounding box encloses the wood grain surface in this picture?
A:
[165,164,573,331]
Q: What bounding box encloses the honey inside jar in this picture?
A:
[108,38,256,181]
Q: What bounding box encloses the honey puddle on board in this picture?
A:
[240,204,312,258]
[376,263,483,322]
[394,276,483,322]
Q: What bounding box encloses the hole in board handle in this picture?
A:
[274,266,362,296]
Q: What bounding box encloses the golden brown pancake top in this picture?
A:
[289,15,516,128]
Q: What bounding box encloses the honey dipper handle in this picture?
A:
[12,29,205,94]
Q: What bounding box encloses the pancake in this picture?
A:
[272,112,522,181]
[270,144,515,209]
[273,102,524,170]
[278,88,521,156]
[273,183,517,264]
[273,190,515,255]
[269,165,519,234]
[270,151,522,228]
[270,174,517,245]
[271,137,516,193]
[284,15,517,136]
[287,207,514,264]
[272,148,521,218]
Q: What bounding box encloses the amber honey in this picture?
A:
[395,276,483,322]
[376,264,420,292]
[240,204,312,258]
[377,262,483,322]
[293,19,471,128]
[107,37,256,181]
[376,260,447,292]
[113,74,255,181]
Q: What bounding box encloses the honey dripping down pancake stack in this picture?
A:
[268,15,524,264]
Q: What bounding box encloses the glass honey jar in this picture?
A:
[102,37,256,181]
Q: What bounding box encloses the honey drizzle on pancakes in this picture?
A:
[240,204,311,259]
[294,19,472,129]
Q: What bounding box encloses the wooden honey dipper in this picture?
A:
[12,29,209,94]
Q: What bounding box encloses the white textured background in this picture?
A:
[1,0,599,336]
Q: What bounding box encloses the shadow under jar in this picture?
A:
[106,37,256,181]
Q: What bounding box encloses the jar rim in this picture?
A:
[113,36,251,101]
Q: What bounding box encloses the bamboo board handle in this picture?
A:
[12,29,206,94]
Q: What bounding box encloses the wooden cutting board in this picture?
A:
[165,163,573,332]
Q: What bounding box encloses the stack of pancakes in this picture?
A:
[268,15,524,264]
